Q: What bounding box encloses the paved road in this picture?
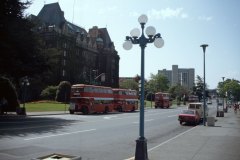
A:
[0,104,217,160]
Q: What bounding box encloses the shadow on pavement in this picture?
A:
[0,116,78,138]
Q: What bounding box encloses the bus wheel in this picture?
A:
[69,110,74,114]
[82,106,89,115]
[131,107,135,112]
[104,107,109,114]
[118,106,122,112]
[0,108,4,115]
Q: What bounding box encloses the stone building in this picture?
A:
[30,2,119,87]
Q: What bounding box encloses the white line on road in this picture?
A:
[124,126,197,160]
[145,119,154,122]
[103,116,118,119]
[167,114,178,117]
[132,119,154,124]
[24,129,96,141]
[148,126,197,152]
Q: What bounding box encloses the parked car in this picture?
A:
[178,109,201,125]
[207,99,212,104]
[187,102,208,120]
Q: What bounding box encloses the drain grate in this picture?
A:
[32,153,81,160]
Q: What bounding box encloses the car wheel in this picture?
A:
[197,120,200,125]
[194,121,197,126]
[179,121,183,125]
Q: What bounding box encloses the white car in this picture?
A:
[187,102,208,119]
[207,99,212,104]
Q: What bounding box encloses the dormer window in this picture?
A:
[96,37,104,49]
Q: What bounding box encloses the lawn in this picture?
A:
[21,100,181,112]
[144,100,155,108]
[22,101,69,112]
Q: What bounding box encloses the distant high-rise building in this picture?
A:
[158,65,195,90]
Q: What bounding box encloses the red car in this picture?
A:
[178,109,200,125]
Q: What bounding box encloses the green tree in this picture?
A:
[55,81,71,103]
[0,0,48,83]
[168,84,189,100]
[119,79,138,91]
[0,76,20,114]
[146,73,169,93]
[193,75,210,101]
[195,75,203,101]
[41,48,61,85]
[218,79,240,101]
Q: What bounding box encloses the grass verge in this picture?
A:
[22,101,68,112]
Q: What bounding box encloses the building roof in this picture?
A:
[37,2,87,34]
[37,2,65,27]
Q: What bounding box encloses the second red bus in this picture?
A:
[113,88,138,112]
[155,92,171,108]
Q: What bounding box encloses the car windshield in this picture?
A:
[182,110,194,114]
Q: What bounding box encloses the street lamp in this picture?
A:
[92,69,98,85]
[21,76,30,115]
[123,14,164,160]
[222,77,225,112]
[200,44,208,126]
[94,73,106,85]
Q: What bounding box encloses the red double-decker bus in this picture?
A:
[113,88,138,112]
[188,95,199,102]
[155,92,171,108]
[69,84,114,114]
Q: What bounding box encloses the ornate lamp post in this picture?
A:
[200,44,208,126]
[21,76,30,115]
[123,14,164,160]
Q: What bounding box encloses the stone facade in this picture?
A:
[30,2,119,87]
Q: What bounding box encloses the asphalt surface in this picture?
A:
[0,105,187,160]
[148,107,240,160]
[0,103,228,160]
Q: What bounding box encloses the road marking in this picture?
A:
[24,129,96,141]
[167,114,177,117]
[124,126,197,160]
[132,119,154,124]
[148,126,197,151]
[145,119,154,122]
[103,115,118,120]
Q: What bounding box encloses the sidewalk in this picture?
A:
[26,111,68,116]
[148,108,240,160]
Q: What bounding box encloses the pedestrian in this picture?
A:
[234,103,239,113]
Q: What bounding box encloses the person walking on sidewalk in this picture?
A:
[234,103,239,113]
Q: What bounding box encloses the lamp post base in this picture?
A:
[135,137,148,160]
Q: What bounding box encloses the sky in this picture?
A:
[25,0,240,89]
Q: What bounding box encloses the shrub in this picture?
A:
[55,81,71,103]
[0,76,20,113]
[40,85,58,100]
